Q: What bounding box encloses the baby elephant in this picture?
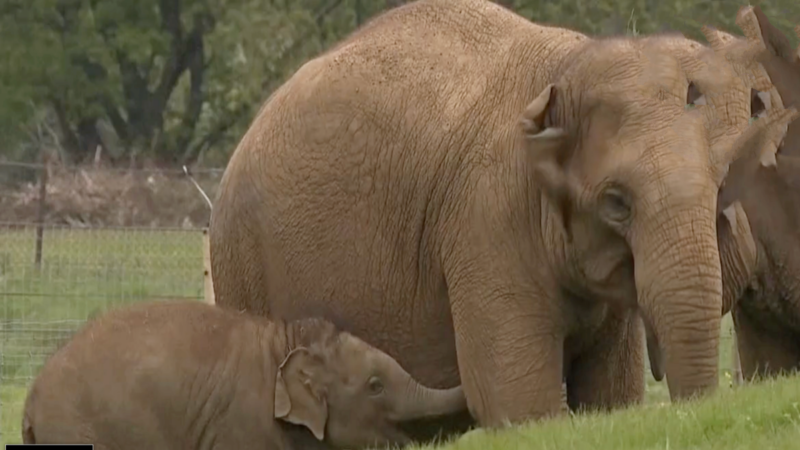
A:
[22,301,466,450]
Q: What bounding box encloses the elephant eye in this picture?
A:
[686,81,706,108]
[750,88,767,120]
[600,186,632,224]
[366,376,384,396]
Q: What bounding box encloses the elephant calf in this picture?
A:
[22,301,466,450]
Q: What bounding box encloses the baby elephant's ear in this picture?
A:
[274,347,328,441]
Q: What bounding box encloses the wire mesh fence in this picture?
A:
[0,160,219,445]
[0,222,210,444]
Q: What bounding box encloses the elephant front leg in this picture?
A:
[733,305,800,380]
[447,276,566,427]
[565,308,646,412]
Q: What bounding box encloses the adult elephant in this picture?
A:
[711,6,800,381]
[209,0,794,428]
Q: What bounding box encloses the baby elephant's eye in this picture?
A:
[366,376,384,396]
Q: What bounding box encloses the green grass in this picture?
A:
[414,376,800,450]
[1,385,27,445]
[0,226,744,447]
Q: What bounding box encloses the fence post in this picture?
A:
[202,227,215,305]
[34,151,50,270]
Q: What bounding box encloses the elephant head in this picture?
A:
[274,326,466,448]
[519,36,797,401]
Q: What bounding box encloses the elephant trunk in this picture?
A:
[380,354,467,422]
[634,197,722,401]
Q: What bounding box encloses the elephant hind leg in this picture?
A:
[733,306,800,381]
[565,309,646,412]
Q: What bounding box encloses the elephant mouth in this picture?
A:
[641,311,666,382]
[384,423,413,447]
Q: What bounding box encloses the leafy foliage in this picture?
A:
[0,0,797,167]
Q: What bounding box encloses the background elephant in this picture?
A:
[209,0,794,430]
[22,301,465,450]
[710,7,800,381]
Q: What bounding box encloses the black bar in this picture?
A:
[6,445,93,449]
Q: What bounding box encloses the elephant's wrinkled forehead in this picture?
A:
[564,38,689,107]
[335,333,381,367]
[622,112,709,161]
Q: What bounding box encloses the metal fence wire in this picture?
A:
[0,222,209,444]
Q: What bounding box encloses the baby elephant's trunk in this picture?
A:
[397,380,466,421]
[381,353,467,421]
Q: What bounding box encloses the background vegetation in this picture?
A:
[1,0,798,177]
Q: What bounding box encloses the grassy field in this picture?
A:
[415,376,800,450]
[0,225,743,447]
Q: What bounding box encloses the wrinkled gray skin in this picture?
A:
[22,301,466,450]
[209,0,793,430]
[714,7,800,381]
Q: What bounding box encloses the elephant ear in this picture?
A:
[716,105,798,213]
[274,347,328,441]
[520,84,578,240]
[700,26,739,54]
[741,6,797,62]
[717,201,757,316]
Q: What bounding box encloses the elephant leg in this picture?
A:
[733,305,800,380]
[565,308,646,412]
[447,276,565,426]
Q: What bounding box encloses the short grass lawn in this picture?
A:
[413,376,800,450]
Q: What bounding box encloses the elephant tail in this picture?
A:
[22,384,38,445]
[22,410,35,444]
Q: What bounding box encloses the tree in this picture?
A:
[0,0,796,168]
[0,0,223,164]
[0,0,377,166]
